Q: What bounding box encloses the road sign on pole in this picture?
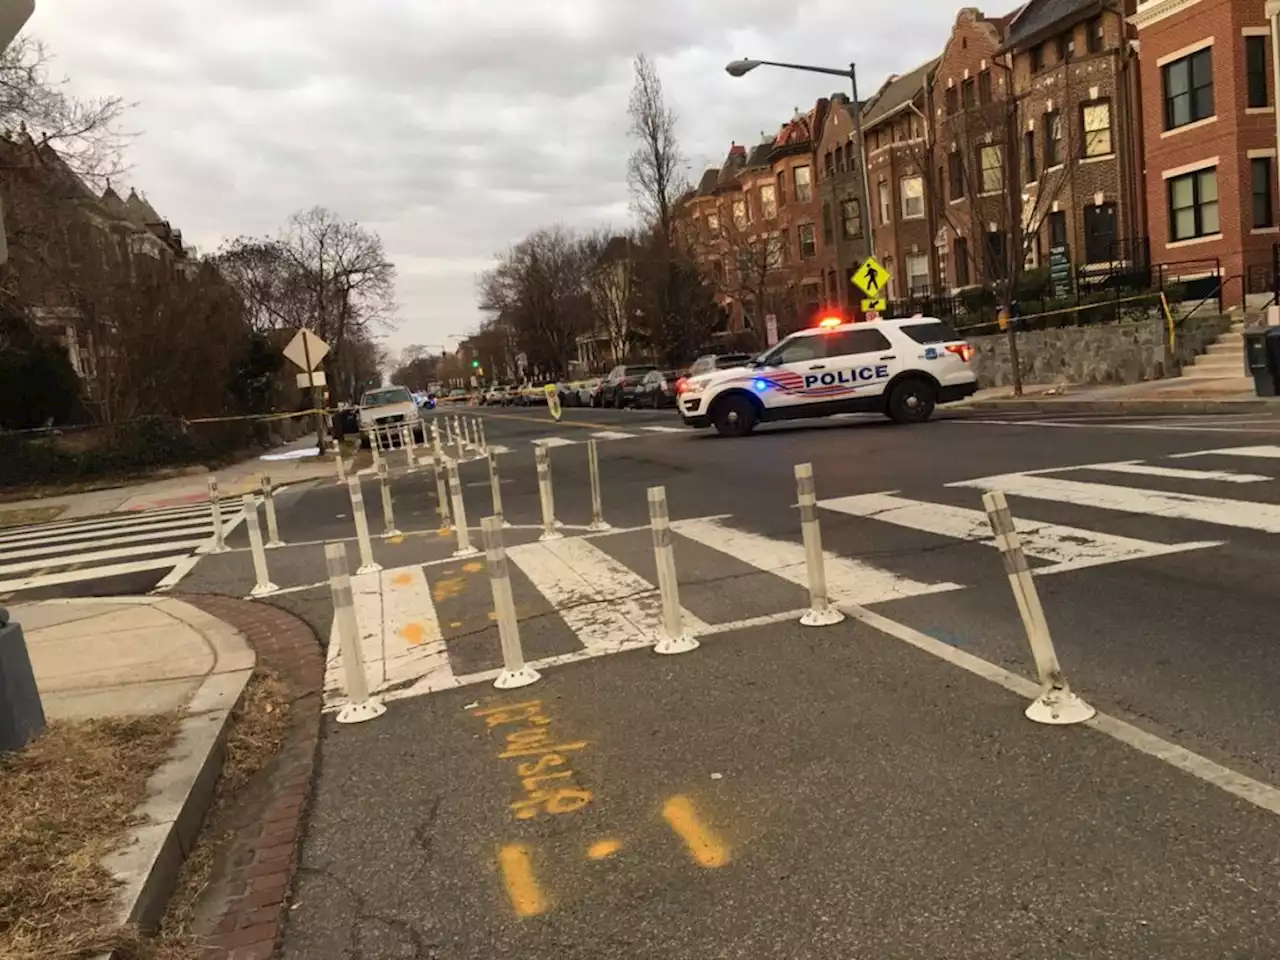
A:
[765,314,778,347]
[284,329,332,454]
[860,298,886,312]
[851,257,889,299]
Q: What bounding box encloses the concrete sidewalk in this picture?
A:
[959,379,1275,415]
[13,595,254,719]
[0,434,346,524]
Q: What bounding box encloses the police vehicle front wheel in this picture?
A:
[711,394,758,437]
[885,377,937,424]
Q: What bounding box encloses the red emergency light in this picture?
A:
[817,316,843,329]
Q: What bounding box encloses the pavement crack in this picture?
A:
[294,864,439,959]
[412,795,442,859]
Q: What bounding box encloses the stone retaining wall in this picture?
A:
[968,314,1234,389]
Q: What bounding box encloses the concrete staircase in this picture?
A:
[1180,321,1252,388]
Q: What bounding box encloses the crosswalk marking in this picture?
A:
[950,473,1280,534]
[530,436,582,448]
[0,498,222,540]
[670,516,962,605]
[0,525,214,563]
[0,506,227,550]
[818,492,1222,574]
[508,537,708,653]
[1065,461,1271,484]
[589,430,638,441]
[0,537,209,578]
[639,425,686,433]
[1170,445,1280,460]
[0,554,194,594]
[0,501,221,545]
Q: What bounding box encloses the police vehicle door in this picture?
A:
[820,326,901,402]
[757,333,829,411]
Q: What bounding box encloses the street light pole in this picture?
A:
[726,57,876,262]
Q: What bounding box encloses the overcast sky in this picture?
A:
[33,0,959,358]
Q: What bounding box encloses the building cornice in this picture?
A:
[1129,0,1201,31]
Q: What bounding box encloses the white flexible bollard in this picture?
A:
[261,475,283,548]
[324,541,387,724]
[482,516,541,689]
[346,477,382,574]
[534,444,561,542]
[431,420,444,462]
[587,440,611,532]
[405,423,418,466]
[982,490,1095,725]
[477,418,488,454]
[454,416,466,460]
[648,485,698,655]
[242,494,278,597]
[370,425,382,470]
[335,449,348,484]
[206,476,228,554]
[447,460,479,558]
[377,459,401,538]
[488,450,510,528]
[795,463,843,627]
[431,449,453,529]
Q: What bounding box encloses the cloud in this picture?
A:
[31,0,960,357]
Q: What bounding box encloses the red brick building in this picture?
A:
[1131,0,1277,305]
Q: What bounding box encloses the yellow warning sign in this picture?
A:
[851,256,890,298]
[861,298,886,312]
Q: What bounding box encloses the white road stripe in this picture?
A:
[589,430,638,441]
[639,425,686,433]
[1169,445,1280,460]
[0,498,233,540]
[1063,460,1272,484]
[0,554,191,593]
[950,472,1280,534]
[151,555,200,593]
[508,537,708,652]
[0,524,214,563]
[0,538,209,577]
[530,436,581,448]
[818,492,1221,575]
[0,508,225,549]
[379,565,452,691]
[671,516,962,605]
[959,420,1280,435]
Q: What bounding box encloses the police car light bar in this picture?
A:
[817,316,842,329]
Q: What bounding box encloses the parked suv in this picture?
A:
[687,352,753,378]
[597,364,658,408]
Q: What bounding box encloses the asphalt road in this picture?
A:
[17,398,1280,954]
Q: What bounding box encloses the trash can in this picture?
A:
[0,607,45,752]
[1244,329,1280,397]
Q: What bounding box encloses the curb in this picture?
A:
[961,397,1276,415]
[94,597,255,957]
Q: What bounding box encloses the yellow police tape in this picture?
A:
[999,292,1176,346]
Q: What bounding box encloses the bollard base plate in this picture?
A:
[538,530,564,542]
[452,546,480,558]
[382,529,403,539]
[197,543,230,555]
[249,582,280,598]
[266,540,284,550]
[588,520,613,533]
[654,633,700,656]
[495,665,541,689]
[356,563,383,575]
[1025,688,1096,726]
[336,698,387,724]
[800,605,845,627]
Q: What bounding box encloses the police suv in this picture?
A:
[676,317,978,437]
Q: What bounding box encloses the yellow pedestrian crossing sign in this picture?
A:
[861,298,886,312]
[852,256,889,298]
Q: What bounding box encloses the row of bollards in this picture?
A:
[226,437,1089,732]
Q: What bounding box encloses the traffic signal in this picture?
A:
[471,359,479,368]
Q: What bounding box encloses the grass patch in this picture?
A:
[150,669,293,960]
[0,713,180,960]
[0,505,67,528]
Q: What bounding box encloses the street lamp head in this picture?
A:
[725,59,761,78]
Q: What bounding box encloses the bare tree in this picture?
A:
[212,238,310,334]
[478,226,594,378]
[0,36,134,185]
[626,54,686,244]
[580,230,638,365]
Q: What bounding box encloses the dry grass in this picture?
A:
[148,669,293,960]
[0,505,67,528]
[0,713,180,960]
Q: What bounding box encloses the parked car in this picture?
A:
[576,378,603,407]
[687,352,754,378]
[597,364,658,408]
[635,369,684,409]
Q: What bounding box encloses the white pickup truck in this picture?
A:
[358,385,424,447]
